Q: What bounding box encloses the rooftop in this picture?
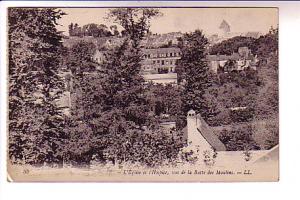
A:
[142,47,181,55]
[196,115,227,151]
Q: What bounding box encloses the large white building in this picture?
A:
[141,47,181,75]
[92,47,182,85]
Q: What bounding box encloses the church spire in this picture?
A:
[219,20,231,34]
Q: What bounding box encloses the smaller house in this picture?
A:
[206,46,258,73]
[92,49,106,66]
[185,110,226,154]
[184,109,278,168]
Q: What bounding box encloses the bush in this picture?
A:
[230,107,254,123]
[219,125,260,151]
[252,117,279,150]
[101,128,185,167]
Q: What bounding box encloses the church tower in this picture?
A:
[219,20,231,36]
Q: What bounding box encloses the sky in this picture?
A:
[57,8,278,36]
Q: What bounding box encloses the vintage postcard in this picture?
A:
[7,7,279,182]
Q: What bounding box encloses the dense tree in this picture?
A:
[98,8,162,125]
[69,23,114,37]
[67,41,97,75]
[8,8,66,165]
[145,83,182,117]
[98,40,150,126]
[219,125,260,151]
[252,27,278,58]
[177,30,217,121]
[253,27,278,119]
[72,23,82,37]
[63,8,185,167]
[110,25,119,36]
[254,54,278,118]
[107,8,161,47]
[68,22,74,36]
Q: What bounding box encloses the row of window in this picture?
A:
[143,52,181,59]
[152,59,178,65]
[142,66,176,73]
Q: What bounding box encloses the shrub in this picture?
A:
[219,125,260,151]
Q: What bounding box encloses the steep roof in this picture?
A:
[142,47,181,55]
[219,20,231,32]
[196,115,227,151]
[182,114,227,151]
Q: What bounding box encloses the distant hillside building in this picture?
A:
[208,20,262,45]
[141,47,181,75]
[206,46,258,73]
[92,47,181,85]
[219,20,231,35]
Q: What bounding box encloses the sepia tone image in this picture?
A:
[7,7,279,182]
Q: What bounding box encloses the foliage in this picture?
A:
[63,8,184,167]
[110,25,119,36]
[243,150,252,162]
[67,40,97,75]
[218,125,260,151]
[252,27,278,59]
[102,129,184,167]
[254,53,278,119]
[68,23,114,37]
[99,39,150,126]
[8,8,66,165]
[252,117,279,150]
[206,27,278,127]
[203,149,217,167]
[206,68,261,126]
[63,119,95,167]
[107,8,162,47]
[144,83,187,130]
[179,149,199,164]
[209,36,256,55]
[177,29,218,122]
[263,119,279,150]
[145,83,183,115]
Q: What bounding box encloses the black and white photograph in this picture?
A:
[7,7,279,182]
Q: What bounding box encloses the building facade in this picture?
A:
[92,47,182,85]
[141,47,181,75]
[206,46,258,73]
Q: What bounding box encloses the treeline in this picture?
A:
[68,23,122,37]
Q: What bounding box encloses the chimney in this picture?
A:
[187,109,197,145]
